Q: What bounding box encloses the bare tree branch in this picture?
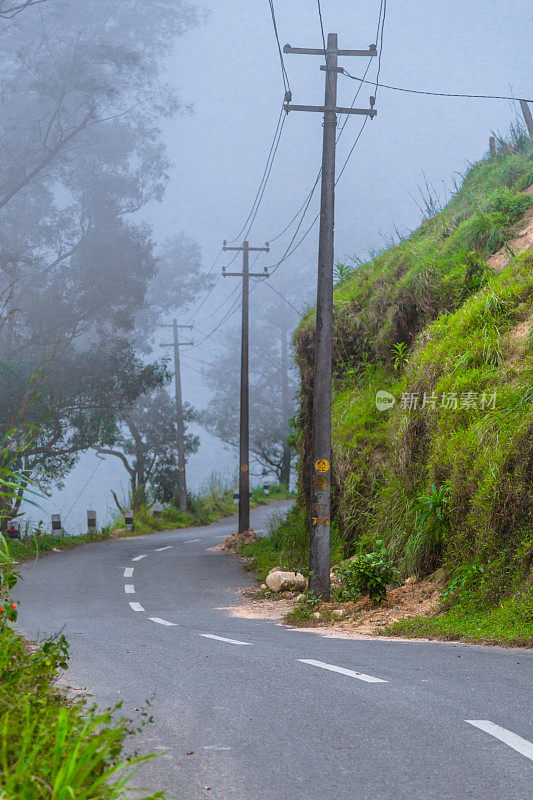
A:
[96,448,135,479]
[0,0,48,19]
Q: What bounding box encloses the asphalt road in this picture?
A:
[16,501,532,800]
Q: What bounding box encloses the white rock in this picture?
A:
[260,584,267,590]
[332,609,345,619]
[295,593,305,602]
[265,570,307,593]
[311,611,321,620]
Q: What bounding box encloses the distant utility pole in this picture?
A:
[160,320,193,512]
[222,240,270,533]
[519,99,533,139]
[284,34,377,599]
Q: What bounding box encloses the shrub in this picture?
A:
[335,542,395,603]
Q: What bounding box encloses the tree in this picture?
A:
[97,388,199,502]
[0,0,206,515]
[198,301,299,486]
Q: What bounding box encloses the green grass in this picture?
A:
[0,627,163,799]
[381,596,533,648]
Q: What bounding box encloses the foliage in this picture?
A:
[334,263,355,285]
[392,342,409,371]
[334,542,396,603]
[0,0,208,512]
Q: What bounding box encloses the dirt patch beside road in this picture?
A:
[222,570,445,639]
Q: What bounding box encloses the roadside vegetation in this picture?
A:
[0,475,164,798]
[243,128,533,648]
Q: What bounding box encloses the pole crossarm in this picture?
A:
[283,44,376,57]
[285,104,376,117]
[223,241,270,253]
[160,342,194,347]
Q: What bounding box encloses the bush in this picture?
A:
[334,542,395,603]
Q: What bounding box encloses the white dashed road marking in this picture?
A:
[149,617,176,627]
[129,602,145,612]
[185,538,200,543]
[298,659,387,684]
[203,745,232,751]
[156,545,173,551]
[199,634,252,646]
[466,720,533,761]
[123,567,134,578]
[124,584,135,594]
[132,554,147,562]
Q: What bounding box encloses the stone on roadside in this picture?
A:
[311,611,321,620]
[260,584,267,590]
[265,570,307,593]
[332,609,345,619]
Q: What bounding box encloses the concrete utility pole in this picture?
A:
[284,34,377,599]
[222,240,270,533]
[160,320,193,511]
[519,99,533,139]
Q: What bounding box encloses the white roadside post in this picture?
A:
[87,510,97,533]
[51,514,62,535]
[125,510,134,531]
[152,501,163,517]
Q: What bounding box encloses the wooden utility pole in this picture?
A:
[284,34,377,599]
[160,320,193,511]
[519,99,533,139]
[222,240,270,533]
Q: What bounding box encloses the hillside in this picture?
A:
[287,130,533,644]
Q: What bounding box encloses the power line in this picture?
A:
[267,0,291,94]
[190,3,382,342]
[341,70,533,103]
[374,0,387,98]
[316,0,335,102]
[226,104,286,244]
[185,275,221,324]
[335,115,370,183]
[262,279,302,315]
[243,112,287,239]
[266,12,377,247]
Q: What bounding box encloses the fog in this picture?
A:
[1,0,530,532]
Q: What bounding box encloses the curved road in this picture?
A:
[16,501,532,800]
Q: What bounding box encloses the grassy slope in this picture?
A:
[288,134,533,646]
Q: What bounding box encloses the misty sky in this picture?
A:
[42,0,532,532]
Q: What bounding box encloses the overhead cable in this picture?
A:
[341,70,533,103]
